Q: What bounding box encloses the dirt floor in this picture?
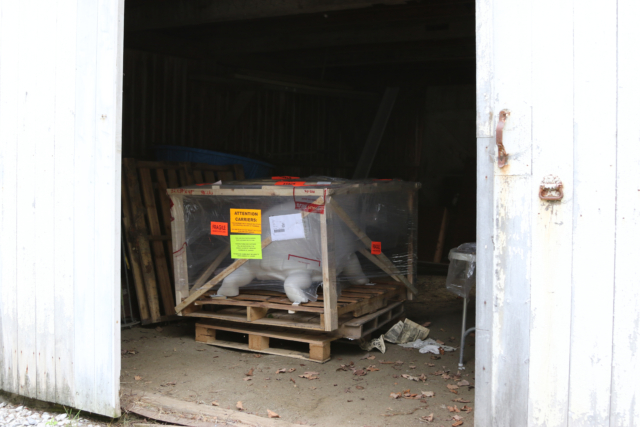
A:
[121,306,476,427]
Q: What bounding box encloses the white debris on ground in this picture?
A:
[0,400,105,427]
[399,337,457,354]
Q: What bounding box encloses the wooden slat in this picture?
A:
[611,1,640,424]
[123,159,162,321]
[321,201,339,331]
[196,321,335,344]
[194,297,324,313]
[138,168,175,315]
[121,180,150,321]
[155,168,175,273]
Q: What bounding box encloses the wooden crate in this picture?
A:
[121,158,244,324]
[170,179,420,331]
[195,320,338,363]
[184,282,405,335]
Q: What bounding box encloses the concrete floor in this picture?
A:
[121,310,476,427]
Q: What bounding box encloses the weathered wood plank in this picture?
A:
[72,0,100,413]
[610,1,640,425]
[527,0,574,424]
[33,0,57,402]
[568,1,617,425]
[92,0,124,417]
[0,0,21,395]
[321,201,339,331]
[53,0,79,405]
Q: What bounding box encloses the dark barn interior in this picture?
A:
[119,2,478,425]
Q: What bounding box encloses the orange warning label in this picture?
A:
[210,222,228,236]
[371,241,382,255]
[274,181,305,186]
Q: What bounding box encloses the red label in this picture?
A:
[210,222,228,236]
[293,188,326,214]
[371,241,382,255]
[272,176,300,180]
[288,255,321,267]
[196,183,213,186]
[275,181,305,186]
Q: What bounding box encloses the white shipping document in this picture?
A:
[269,213,306,241]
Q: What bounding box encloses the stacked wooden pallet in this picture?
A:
[121,158,244,324]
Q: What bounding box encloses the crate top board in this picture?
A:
[166,177,421,198]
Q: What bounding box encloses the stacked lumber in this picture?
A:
[121,158,244,324]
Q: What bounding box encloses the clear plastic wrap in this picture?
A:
[169,177,418,304]
[445,242,476,298]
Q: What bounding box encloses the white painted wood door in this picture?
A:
[475,0,640,426]
[0,0,124,417]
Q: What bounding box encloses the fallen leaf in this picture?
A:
[453,398,470,403]
[353,370,367,376]
[462,405,473,412]
[211,401,219,406]
[298,373,319,380]
[366,365,379,372]
[288,368,296,373]
[356,385,364,390]
[390,393,401,399]
[134,375,142,381]
[431,355,441,360]
[155,327,163,332]
[419,374,427,382]
[276,368,286,374]
[409,365,417,369]
[422,321,432,327]
[246,368,254,376]
[439,348,445,355]
[243,378,252,381]
[236,401,244,411]
[267,410,279,418]
[367,355,376,360]
[458,380,470,386]
[447,384,459,390]
[253,354,262,358]
[290,378,296,384]
[422,391,435,397]
[447,405,461,413]
[402,374,419,382]
[336,365,348,372]
[427,363,435,367]
[452,421,464,426]
[422,413,434,422]
[395,361,404,365]
[442,374,451,379]
[161,381,176,387]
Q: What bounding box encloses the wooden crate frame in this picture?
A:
[170,180,420,331]
[121,158,245,324]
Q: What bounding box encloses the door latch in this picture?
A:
[539,175,563,201]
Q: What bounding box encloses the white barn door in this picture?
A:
[475,0,640,426]
[0,0,124,417]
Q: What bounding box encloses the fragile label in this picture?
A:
[371,241,382,255]
[288,254,321,267]
[230,235,262,259]
[293,188,326,214]
[230,209,262,234]
[274,181,305,186]
[210,222,228,236]
[269,213,306,241]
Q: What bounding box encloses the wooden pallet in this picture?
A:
[195,320,338,363]
[121,158,245,324]
[184,282,405,335]
[337,300,405,339]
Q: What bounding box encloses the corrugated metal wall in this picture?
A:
[122,50,377,178]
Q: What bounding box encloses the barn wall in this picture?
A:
[475,0,640,425]
[0,0,123,417]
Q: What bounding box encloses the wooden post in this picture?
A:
[433,207,449,263]
[169,194,190,307]
[320,198,339,331]
[248,335,269,351]
[407,190,416,301]
[309,342,331,361]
